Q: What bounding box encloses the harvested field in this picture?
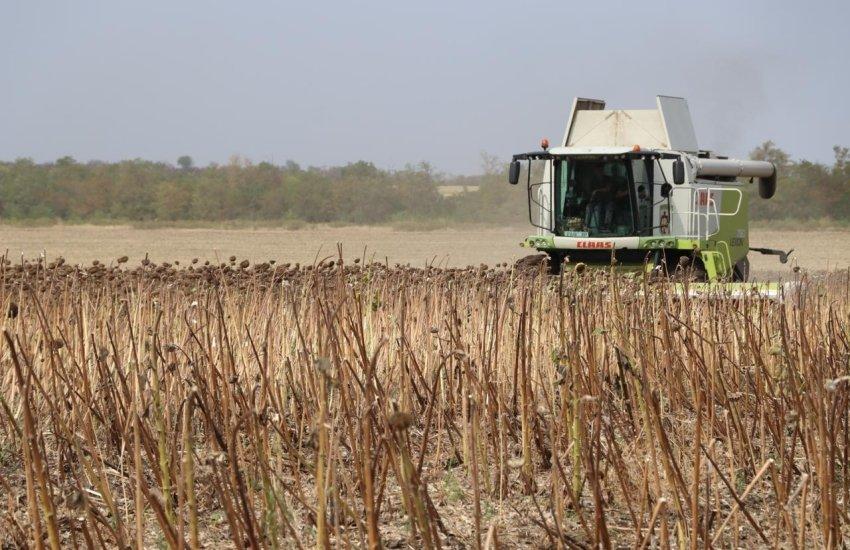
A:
[1,254,849,547]
[1,224,847,277]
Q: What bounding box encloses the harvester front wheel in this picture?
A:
[513,253,564,275]
[670,254,708,282]
[733,258,750,282]
[514,254,551,273]
[547,252,565,275]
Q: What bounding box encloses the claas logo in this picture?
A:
[577,241,614,249]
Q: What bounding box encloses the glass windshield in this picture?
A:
[553,159,635,237]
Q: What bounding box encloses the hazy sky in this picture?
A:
[2,1,848,174]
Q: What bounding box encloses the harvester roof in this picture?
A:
[546,146,647,156]
[511,146,677,162]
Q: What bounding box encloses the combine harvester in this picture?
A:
[508,95,794,296]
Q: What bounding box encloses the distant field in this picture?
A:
[0,224,847,276]
[436,184,480,197]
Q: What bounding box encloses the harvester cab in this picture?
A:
[508,96,787,281]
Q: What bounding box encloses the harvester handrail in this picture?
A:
[701,186,743,217]
[663,186,743,240]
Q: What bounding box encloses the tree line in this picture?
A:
[748,142,850,221]
[0,143,846,225]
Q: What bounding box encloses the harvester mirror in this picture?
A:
[759,173,777,199]
[672,159,685,185]
[660,183,672,198]
[508,161,521,185]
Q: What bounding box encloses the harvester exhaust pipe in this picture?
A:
[694,158,777,199]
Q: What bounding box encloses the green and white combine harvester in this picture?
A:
[508,95,793,291]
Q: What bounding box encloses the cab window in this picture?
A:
[554,159,635,237]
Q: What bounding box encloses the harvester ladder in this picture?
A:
[684,187,742,277]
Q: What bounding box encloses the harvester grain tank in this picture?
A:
[508,96,789,280]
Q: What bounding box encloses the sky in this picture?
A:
[1,1,848,175]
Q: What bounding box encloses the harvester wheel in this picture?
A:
[670,254,708,282]
[733,258,750,282]
[547,252,565,274]
[691,262,709,282]
[514,254,551,273]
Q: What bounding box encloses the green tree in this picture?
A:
[177,155,194,170]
